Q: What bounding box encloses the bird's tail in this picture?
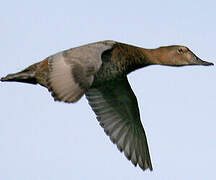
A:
[1,59,49,87]
[1,67,37,85]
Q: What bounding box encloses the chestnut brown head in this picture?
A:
[156,45,214,66]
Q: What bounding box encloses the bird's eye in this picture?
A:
[177,48,184,54]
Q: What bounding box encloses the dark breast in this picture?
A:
[103,43,150,76]
[92,49,125,87]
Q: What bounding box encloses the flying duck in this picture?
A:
[1,40,213,171]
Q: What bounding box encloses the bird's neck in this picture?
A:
[114,43,164,74]
[139,47,165,65]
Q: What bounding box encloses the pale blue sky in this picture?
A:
[0,0,215,179]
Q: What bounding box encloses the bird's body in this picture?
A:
[1,40,213,171]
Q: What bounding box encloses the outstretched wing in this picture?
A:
[85,77,152,171]
[47,41,115,103]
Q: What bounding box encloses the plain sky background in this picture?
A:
[0,0,215,179]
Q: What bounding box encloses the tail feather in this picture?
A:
[1,69,37,85]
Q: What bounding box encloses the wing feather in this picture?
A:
[85,77,153,171]
[47,41,115,103]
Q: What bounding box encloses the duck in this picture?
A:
[1,40,214,171]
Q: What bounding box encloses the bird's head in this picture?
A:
[154,45,214,66]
